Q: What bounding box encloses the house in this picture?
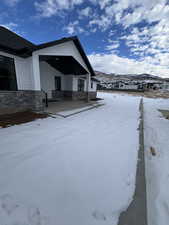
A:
[0,26,97,114]
[142,81,163,90]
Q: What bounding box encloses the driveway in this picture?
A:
[0,92,140,225]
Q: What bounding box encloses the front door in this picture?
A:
[55,76,61,91]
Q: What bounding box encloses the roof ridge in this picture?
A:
[36,36,77,47]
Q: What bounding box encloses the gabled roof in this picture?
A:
[0,26,35,57]
[0,26,95,76]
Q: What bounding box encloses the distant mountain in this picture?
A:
[95,71,167,82]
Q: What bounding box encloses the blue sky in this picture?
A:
[1,0,169,77]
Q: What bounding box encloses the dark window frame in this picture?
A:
[54,76,61,91]
[78,79,85,92]
[0,54,18,91]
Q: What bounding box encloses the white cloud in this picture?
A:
[0,22,18,30]
[89,15,111,31]
[105,42,120,50]
[64,21,78,35]
[99,0,111,10]
[35,0,83,17]
[34,0,169,31]
[64,21,85,35]
[88,53,169,77]
[87,0,169,32]
[31,0,169,77]
[119,1,169,27]
[122,8,143,28]
[90,27,97,33]
[122,17,169,59]
[88,0,111,9]
[78,7,92,18]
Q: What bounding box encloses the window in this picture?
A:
[55,76,61,91]
[0,55,17,91]
[91,81,93,89]
[78,79,85,92]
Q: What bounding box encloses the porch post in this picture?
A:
[31,54,43,111]
[32,54,41,90]
[86,73,90,102]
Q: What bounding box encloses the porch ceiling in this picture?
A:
[39,55,88,75]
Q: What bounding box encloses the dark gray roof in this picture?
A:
[0,26,95,76]
[0,26,35,57]
[91,77,100,83]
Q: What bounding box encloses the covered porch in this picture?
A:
[44,98,102,117]
[39,55,91,104]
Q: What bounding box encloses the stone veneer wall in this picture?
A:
[52,90,64,99]
[64,91,97,100]
[0,90,44,114]
[0,90,97,115]
[88,92,97,100]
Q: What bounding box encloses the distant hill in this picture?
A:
[95,71,168,82]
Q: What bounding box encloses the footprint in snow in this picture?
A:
[0,194,19,215]
[28,207,42,225]
[92,210,106,221]
[0,194,49,225]
[28,207,49,225]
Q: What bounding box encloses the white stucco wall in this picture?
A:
[32,40,92,91]
[39,61,76,97]
[72,77,87,92]
[15,57,34,90]
[40,61,64,98]
[0,51,34,90]
[33,41,90,74]
[0,41,96,94]
[72,77,78,91]
[64,75,74,91]
[72,77,97,92]
[33,40,93,93]
[90,80,97,92]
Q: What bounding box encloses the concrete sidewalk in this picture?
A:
[44,99,104,118]
[44,100,97,114]
[118,98,148,225]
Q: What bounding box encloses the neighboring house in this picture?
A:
[161,83,169,90]
[98,81,141,91]
[0,26,97,114]
[98,79,168,92]
[142,81,163,90]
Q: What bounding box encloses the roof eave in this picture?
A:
[72,37,95,77]
[32,36,95,77]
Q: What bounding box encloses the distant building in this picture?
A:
[98,79,169,92]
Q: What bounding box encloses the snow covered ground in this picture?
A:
[0,92,140,225]
[144,97,169,225]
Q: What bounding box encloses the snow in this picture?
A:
[0,92,140,225]
[144,97,169,225]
